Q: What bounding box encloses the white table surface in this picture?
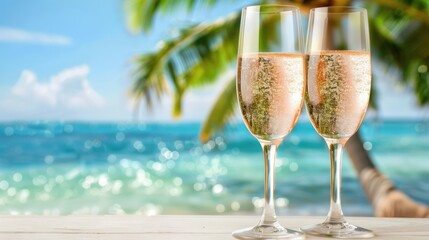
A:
[0,215,427,239]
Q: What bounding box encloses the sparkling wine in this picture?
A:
[305,50,371,139]
[237,53,305,140]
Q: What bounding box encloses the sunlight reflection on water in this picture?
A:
[0,121,427,216]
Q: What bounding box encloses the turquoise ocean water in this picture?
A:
[0,121,428,216]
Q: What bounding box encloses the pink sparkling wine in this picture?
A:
[305,50,371,139]
[237,53,305,140]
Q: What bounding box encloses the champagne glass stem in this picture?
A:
[260,139,281,225]
[326,139,347,223]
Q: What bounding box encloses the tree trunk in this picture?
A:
[345,131,429,217]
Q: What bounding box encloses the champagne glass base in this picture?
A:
[233,222,305,239]
[300,221,374,238]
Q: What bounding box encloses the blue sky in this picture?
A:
[0,0,427,122]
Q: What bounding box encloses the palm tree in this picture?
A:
[124,0,429,217]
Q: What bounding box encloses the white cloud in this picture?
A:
[0,27,72,45]
[11,65,105,109]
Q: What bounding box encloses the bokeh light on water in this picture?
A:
[0,122,251,215]
[0,121,428,216]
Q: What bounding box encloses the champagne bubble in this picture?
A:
[238,53,305,140]
[306,51,371,138]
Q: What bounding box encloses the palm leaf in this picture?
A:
[200,76,237,142]
[166,59,184,117]
[125,0,157,34]
[366,0,429,105]
[370,0,429,26]
[131,53,168,110]
[125,0,218,33]
[130,13,241,117]
[129,24,204,110]
[181,14,241,88]
[399,22,429,105]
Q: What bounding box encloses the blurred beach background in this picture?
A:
[0,0,428,216]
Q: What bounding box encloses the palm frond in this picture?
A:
[125,0,157,34]
[200,76,237,142]
[166,60,184,117]
[366,0,429,106]
[130,13,241,116]
[130,53,168,111]
[179,14,241,87]
[125,0,218,33]
[129,22,215,109]
[399,22,429,105]
[370,0,429,26]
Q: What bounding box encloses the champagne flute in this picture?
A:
[233,5,305,239]
[301,6,374,238]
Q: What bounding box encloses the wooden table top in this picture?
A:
[0,215,427,239]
